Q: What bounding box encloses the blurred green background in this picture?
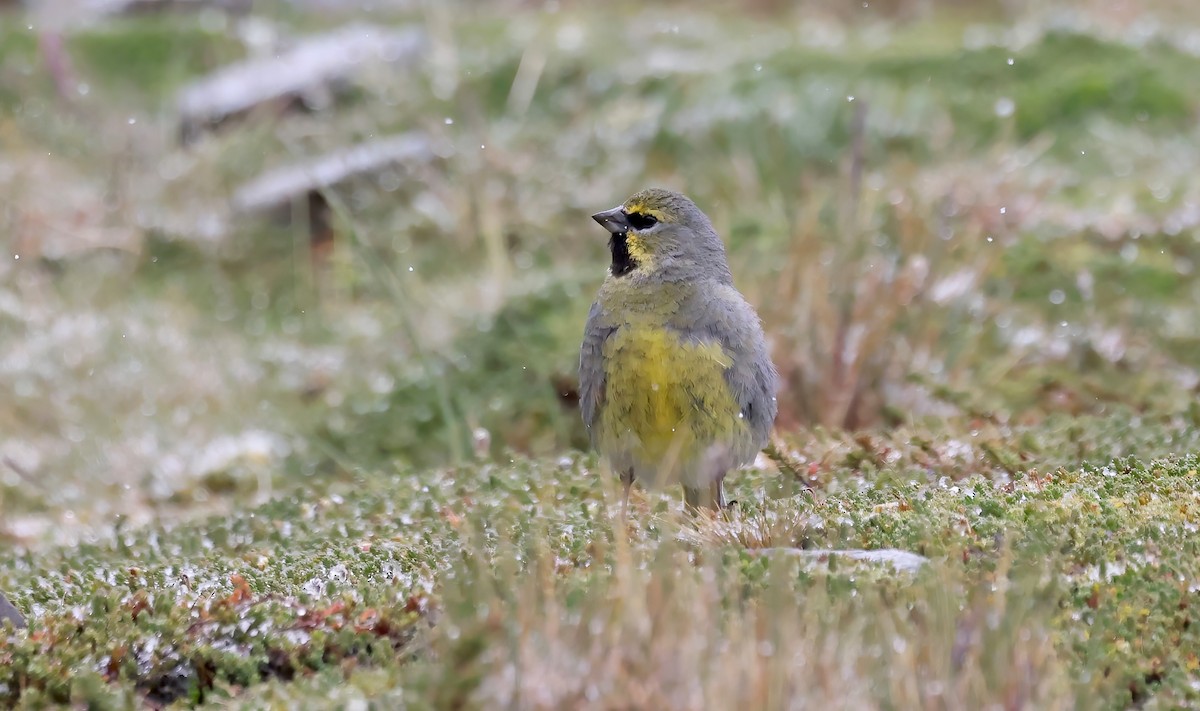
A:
[4,0,1199,532]
[3,0,1200,706]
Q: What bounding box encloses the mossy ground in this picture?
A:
[2,0,1200,707]
[6,437,1200,707]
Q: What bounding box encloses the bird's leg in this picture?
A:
[620,469,635,519]
[683,484,719,513]
[683,478,729,514]
[716,478,744,521]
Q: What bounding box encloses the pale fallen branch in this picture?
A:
[177,23,426,141]
[0,592,25,630]
[83,0,248,17]
[230,132,441,215]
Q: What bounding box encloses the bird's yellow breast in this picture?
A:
[598,323,744,471]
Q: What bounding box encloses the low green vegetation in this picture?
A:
[5,432,1200,707]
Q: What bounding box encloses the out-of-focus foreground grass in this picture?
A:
[2,0,1200,707]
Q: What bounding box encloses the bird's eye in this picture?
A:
[625,211,658,231]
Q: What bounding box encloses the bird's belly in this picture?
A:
[598,326,744,479]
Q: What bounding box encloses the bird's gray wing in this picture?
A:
[579,300,616,445]
[684,284,779,448]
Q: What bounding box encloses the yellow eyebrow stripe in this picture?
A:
[624,205,671,223]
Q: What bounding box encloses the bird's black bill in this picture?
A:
[609,231,637,277]
[591,206,630,234]
[593,205,638,277]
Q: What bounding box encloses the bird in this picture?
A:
[579,188,778,512]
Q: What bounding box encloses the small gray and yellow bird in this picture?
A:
[579,188,778,511]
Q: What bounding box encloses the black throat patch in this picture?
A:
[609,232,638,277]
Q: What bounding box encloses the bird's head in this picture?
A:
[591,188,732,284]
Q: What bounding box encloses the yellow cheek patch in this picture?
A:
[625,233,652,263]
[621,206,667,270]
